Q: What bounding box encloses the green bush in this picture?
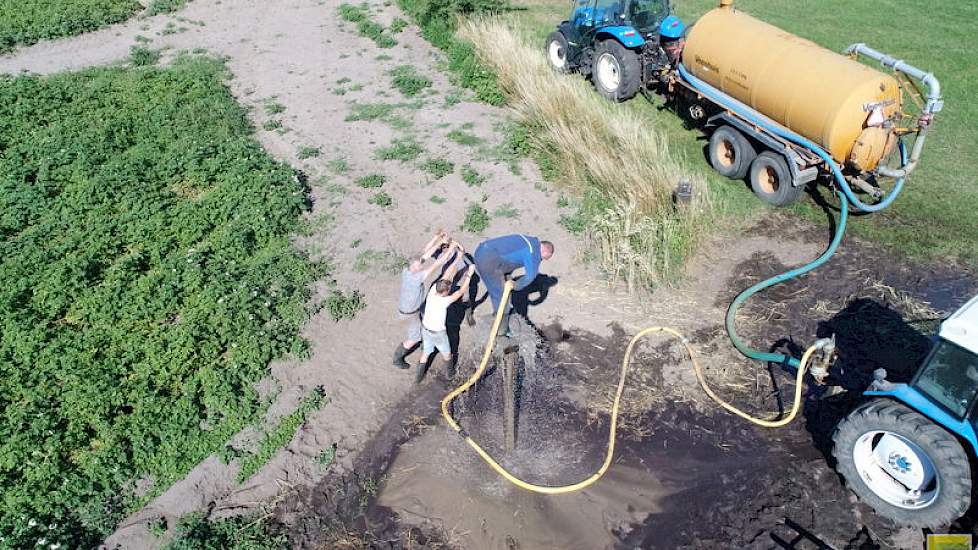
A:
[0,0,142,53]
[0,57,322,548]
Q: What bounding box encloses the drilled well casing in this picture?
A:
[683,7,902,166]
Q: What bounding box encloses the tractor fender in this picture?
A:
[595,26,645,49]
[864,384,978,456]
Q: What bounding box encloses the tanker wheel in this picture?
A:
[749,151,805,207]
[709,125,755,180]
[833,399,972,528]
[592,40,641,102]
[545,31,574,74]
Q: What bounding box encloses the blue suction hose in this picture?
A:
[675,64,910,368]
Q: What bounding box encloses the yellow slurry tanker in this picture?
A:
[546,0,940,208]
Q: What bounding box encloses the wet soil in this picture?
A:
[303,212,977,550]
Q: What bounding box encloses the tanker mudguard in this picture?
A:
[865,384,978,455]
[596,26,646,48]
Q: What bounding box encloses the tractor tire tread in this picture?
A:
[592,39,641,102]
[831,399,971,528]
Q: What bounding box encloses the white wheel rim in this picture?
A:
[548,40,566,69]
[596,53,620,91]
[852,430,940,510]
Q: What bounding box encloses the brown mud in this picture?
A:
[273,212,977,550]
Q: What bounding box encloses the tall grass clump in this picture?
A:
[460,20,715,289]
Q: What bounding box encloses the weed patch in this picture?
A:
[338,3,397,48]
[376,137,423,161]
[326,289,367,320]
[354,249,407,273]
[236,388,327,482]
[369,191,394,208]
[462,203,490,233]
[460,164,485,187]
[430,195,447,204]
[390,65,433,97]
[163,512,287,549]
[145,0,190,17]
[130,45,161,66]
[0,57,322,547]
[447,128,482,146]
[420,158,455,179]
[297,145,322,159]
[493,203,520,218]
[356,173,386,188]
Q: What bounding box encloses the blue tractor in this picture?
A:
[545,0,680,101]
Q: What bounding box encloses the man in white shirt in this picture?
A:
[416,264,475,383]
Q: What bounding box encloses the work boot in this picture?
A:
[393,345,410,369]
[414,363,428,384]
[445,357,457,379]
[465,308,476,327]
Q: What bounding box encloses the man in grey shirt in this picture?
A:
[394,231,458,369]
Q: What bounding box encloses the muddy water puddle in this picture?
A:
[373,327,778,550]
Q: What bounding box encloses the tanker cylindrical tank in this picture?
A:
[682,6,902,170]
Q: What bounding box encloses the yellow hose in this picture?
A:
[441,281,821,494]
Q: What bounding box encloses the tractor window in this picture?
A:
[914,339,978,418]
[627,0,668,32]
[594,0,624,25]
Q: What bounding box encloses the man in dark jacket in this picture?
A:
[473,234,554,334]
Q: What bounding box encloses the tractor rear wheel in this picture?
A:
[592,40,641,102]
[709,125,755,180]
[833,399,972,528]
[749,151,805,207]
[546,31,573,74]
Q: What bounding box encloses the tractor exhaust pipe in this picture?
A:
[845,43,943,179]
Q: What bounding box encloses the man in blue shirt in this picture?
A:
[473,234,554,335]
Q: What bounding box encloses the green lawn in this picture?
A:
[510,0,978,267]
[0,57,320,548]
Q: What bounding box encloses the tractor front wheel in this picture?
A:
[833,399,972,528]
[592,40,641,102]
[546,31,573,74]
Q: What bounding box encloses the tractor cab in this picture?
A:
[566,0,670,41]
[548,0,673,101]
[912,295,978,423]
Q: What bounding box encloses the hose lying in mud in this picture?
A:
[441,281,827,494]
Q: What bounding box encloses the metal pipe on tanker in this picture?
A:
[845,43,943,179]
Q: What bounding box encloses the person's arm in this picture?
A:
[420,229,448,261]
[449,266,476,302]
[512,247,540,291]
[422,240,457,278]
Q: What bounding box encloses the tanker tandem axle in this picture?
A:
[545,0,942,208]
